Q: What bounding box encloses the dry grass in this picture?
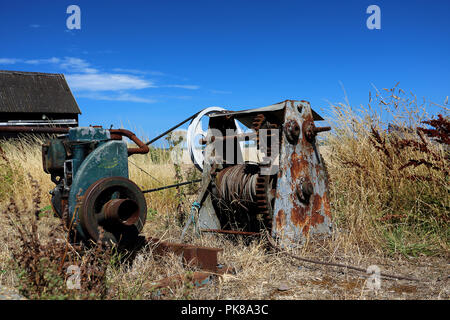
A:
[324,86,449,257]
[0,86,448,299]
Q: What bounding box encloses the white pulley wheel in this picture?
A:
[187,107,244,171]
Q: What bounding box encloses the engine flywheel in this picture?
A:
[78,176,147,246]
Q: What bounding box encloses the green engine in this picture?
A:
[42,127,148,246]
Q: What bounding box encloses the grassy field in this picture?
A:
[0,86,448,300]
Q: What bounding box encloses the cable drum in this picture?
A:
[214,164,259,207]
[212,163,273,232]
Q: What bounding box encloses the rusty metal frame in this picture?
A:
[272,100,332,243]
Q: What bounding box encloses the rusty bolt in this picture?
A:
[284,120,300,144]
[303,120,316,143]
[303,121,331,143]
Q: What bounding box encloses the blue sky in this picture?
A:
[0,0,449,141]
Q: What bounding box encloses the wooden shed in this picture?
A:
[0,70,81,138]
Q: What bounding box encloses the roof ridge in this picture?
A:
[0,70,64,76]
[0,70,81,114]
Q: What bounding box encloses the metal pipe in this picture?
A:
[200,132,258,145]
[313,126,331,133]
[0,126,70,134]
[109,129,150,155]
[102,198,140,226]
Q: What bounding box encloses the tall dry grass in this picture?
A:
[324,85,449,256]
[0,136,54,205]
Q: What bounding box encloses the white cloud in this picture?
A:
[164,84,200,90]
[112,68,148,75]
[59,57,98,73]
[0,56,96,73]
[77,92,157,104]
[0,56,202,98]
[112,68,169,77]
[0,58,20,64]
[24,57,61,65]
[23,60,40,65]
[66,73,155,91]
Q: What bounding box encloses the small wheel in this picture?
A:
[79,177,147,246]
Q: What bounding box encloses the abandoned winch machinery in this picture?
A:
[1,99,332,246]
[187,100,333,243]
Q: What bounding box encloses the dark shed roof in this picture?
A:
[0,70,81,114]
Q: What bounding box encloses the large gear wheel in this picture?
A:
[255,174,272,229]
[252,114,265,150]
[252,114,279,230]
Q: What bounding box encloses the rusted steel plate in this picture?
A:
[271,100,332,244]
[148,237,223,272]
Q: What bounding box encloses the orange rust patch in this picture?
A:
[315,163,322,176]
[310,194,325,226]
[290,152,309,178]
[291,202,307,227]
[302,222,310,235]
[312,194,322,213]
[322,192,332,218]
[299,110,313,123]
[276,209,286,230]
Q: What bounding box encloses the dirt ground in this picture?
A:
[253,256,448,300]
[183,240,449,300]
